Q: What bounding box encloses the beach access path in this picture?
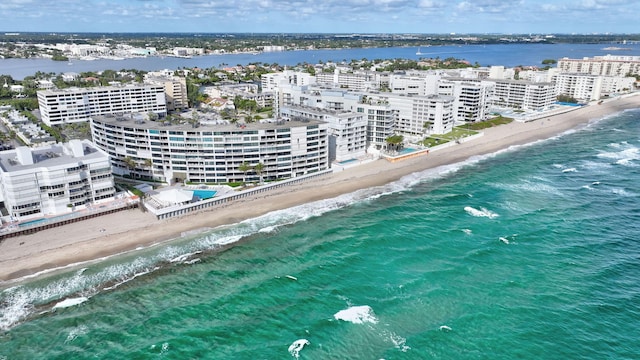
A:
[1,94,639,284]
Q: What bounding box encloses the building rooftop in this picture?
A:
[37,83,163,96]
[91,113,326,132]
[0,140,106,173]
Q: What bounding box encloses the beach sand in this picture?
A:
[1,95,639,284]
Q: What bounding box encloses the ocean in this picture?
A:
[1,109,640,359]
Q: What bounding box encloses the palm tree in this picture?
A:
[143,158,153,178]
[385,134,404,153]
[238,161,251,186]
[123,156,137,178]
[254,162,264,184]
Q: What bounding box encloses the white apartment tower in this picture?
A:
[437,79,495,123]
[280,106,368,162]
[37,84,167,126]
[553,73,635,101]
[557,55,640,77]
[492,80,556,110]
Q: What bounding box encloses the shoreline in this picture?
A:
[1,94,639,285]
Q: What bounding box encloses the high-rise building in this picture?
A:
[37,84,167,126]
[90,114,329,184]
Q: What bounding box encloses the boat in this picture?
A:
[416,45,430,56]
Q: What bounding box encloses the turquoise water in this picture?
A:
[1,109,640,359]
[192,189,217,200]
[399,147,418,154]
[18,213,75,228]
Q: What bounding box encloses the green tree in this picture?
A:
[385,134,404,152]
[123,156,138,178]
[254,162,265,184]
[238,161,252,186]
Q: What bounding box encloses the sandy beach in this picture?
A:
[1,95,639,284]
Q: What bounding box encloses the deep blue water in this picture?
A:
[2,43,640,79]
[1,109,639,359]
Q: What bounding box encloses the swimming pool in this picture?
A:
[398,147,418,154]
[18,213,75,228]
[192,189,217,200]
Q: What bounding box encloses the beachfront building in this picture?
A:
[144,73,188,111]
[37,84,167,126]
[382,93,455,138]
[437,79,495,123]
[0,140,115,221]
[275,84,454,143]
[491,79,556,110]
[280,106,367,162]
[89,114,329,184]
[557,55,640,77]
[552,73,636,101]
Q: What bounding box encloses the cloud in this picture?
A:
[0,0,637,33]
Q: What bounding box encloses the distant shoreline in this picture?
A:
[1,94,638,286]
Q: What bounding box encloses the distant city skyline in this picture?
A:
[1,0,639,35]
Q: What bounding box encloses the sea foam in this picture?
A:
[464,206,499,219]
[288,339,310,359]
[53,296,88,309]
[334,305,378,324]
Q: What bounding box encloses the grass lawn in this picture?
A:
[421,127,478,147]
[464,116,513,130]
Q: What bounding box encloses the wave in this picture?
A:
[464,206,499,219]
[597,142,639,167]
[288,339,310,359]
[52,296,88,309]
[64,324,88,343]
[333,305,378,324]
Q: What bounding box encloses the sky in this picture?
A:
[1,0,638,34]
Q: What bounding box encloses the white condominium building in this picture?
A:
[261,70,316,92]
[280,106,367,162]
[553,73,636,101]
[437,79,495,123]
[315,70,382,92]
[492,80,556,110]
[354,98,396,150]
[275,84,454,142]
[37,84,167,126]
[380,93,455,137]
[557,55,640,77]
[90,114,329,184]
[0,140,115,220]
